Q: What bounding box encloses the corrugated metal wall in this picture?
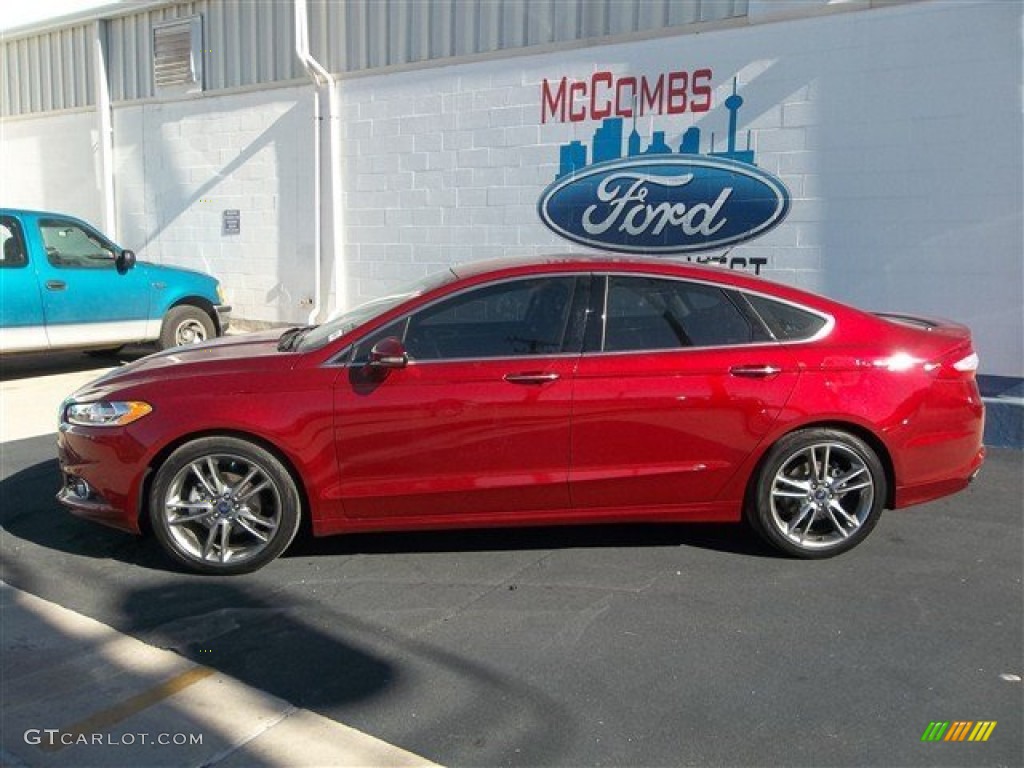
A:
[2,23,94,115]
[308,0,749,73]
[106,1,300,101]
[2,0,749,117]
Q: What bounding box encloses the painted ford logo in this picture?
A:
[537,156,790,254]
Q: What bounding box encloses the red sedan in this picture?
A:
[57,257,985,574]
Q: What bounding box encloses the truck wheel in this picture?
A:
[159,305,216,349]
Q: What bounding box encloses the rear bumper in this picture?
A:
[889,373,985,508]
[894,444,985,509]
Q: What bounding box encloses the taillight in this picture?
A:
[930,347,979,380]
[952,352,979,373]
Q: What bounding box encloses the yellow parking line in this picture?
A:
[40,666,215,753]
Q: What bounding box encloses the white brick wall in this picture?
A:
[112,86,317,326]
[1,1,1019,377]
[333,0,1022,377]
[0,110,102,226]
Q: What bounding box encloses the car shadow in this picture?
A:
[1,453,778,574]
[0,457,175,570]
[285,519,778,561]
[0,347,151,381]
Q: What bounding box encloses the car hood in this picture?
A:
[72,331,295,400]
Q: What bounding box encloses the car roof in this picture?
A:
[452,253,688,277]
[449,253,830,304]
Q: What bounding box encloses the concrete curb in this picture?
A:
[1,583,440,768]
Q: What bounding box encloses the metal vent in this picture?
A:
[153,16,202,92]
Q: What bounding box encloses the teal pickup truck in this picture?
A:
[0,208,230,354]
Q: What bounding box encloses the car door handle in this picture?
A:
[730,364,783,379]
[504,372,560,385]
[45,280,67,291]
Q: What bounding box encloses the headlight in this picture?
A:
[64,401,153,427]
[216,283,226,304]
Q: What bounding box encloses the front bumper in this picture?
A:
[57,482,141,534]
[56,425,148,534]
[215,304,232,334]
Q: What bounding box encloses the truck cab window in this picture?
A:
[39,218,116,269]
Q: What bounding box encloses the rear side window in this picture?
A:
[602,276,760,351]
[745,294,827,341]
[0,217,27,268]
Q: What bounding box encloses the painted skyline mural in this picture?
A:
[556,78,755,180]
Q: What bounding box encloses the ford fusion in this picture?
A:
[57,257,985,574]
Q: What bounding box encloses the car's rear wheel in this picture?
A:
[149,437,301,574]
[748,428,886,558]
[159,305,215,349]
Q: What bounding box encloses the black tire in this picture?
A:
[159,305,216,350]
[747,428,886,559]
[149,437,302,575]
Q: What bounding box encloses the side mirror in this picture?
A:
[116,249,136,273]
[368,337,408,369]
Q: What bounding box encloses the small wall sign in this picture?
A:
[222,209,240,235]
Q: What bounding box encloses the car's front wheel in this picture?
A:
[748,428,886,558]
[149,437,302,574]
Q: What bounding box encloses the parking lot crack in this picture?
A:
[410,551,557,636]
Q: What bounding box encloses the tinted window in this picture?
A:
[372,276,580,361]
[603,276,755,351]
[39,218,116,269]
[0,217,27,268]
[745,294,827,341]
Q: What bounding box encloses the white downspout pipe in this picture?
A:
[294,0,345,324]
[325,68,346,319]
[93,19,116,239]
[294,0,323,325]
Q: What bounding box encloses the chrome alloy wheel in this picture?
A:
[163,453,282,566]
[768,441,876,550]
[174,317,209,345]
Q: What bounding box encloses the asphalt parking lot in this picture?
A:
[1,350,1021,767]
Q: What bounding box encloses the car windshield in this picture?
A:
[292,268,457,353]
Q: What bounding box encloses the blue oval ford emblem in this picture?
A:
[537,156,790,254]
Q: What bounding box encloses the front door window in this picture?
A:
[39,218,117,269]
